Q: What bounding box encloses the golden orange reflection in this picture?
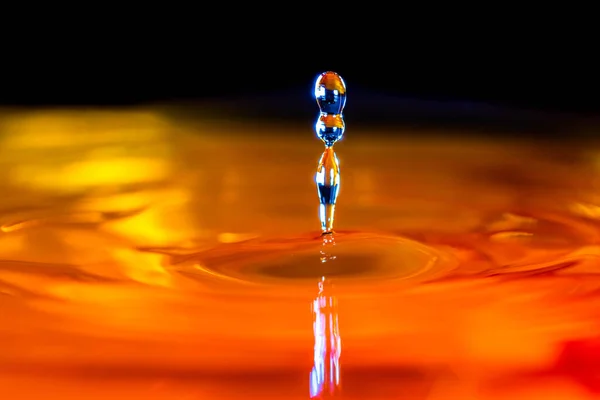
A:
[1,109,600,398]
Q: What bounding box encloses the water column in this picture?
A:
[314,71,346,234]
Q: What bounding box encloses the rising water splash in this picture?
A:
[314,71,346,234]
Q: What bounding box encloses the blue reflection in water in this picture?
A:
[310,276,341,398]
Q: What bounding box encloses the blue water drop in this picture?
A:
[314,71,347,115]
[315,114,345,147]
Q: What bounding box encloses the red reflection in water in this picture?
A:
[548,337,600,392]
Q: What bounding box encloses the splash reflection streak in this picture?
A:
[310,277,341,398]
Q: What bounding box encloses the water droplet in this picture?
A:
[314,71,347,115]
[316,114,345,147]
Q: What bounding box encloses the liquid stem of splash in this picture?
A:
[315,71,346,234]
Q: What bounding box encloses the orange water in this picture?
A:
[1,109,600,399]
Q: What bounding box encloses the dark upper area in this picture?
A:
[1,33,598,127]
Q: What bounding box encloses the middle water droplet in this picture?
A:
[316,114,345,147]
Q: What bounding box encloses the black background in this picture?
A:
[2,53,596,114]
[1,28,597,121]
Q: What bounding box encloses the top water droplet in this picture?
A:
[314,71,347,115]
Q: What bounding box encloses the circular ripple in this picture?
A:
[171,231,459,292]
[256,253,374,279]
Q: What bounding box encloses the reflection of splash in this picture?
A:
[319,234,337,263]
[310,277,341,398]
